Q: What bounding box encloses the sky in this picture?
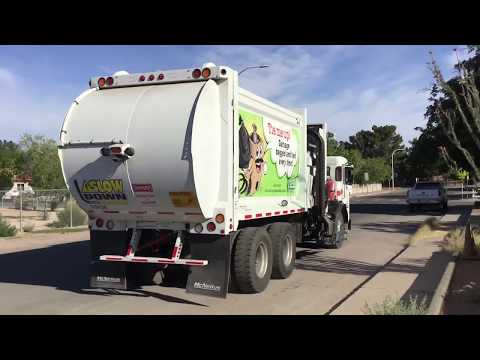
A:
[0,45,472,145]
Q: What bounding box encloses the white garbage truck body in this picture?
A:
[59,64,352,297]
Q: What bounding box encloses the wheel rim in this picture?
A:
[283,233,293,266]
[255,242,268,278]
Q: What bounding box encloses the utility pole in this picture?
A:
[391,148,406,190]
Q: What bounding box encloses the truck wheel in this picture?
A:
[331,209,346,249]
[268,223,296,279]
[232,227,273,294]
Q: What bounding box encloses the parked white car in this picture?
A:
[407,181,448,212]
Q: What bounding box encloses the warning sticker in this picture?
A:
[169,192,199,208]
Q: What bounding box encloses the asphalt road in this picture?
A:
[0,191,470,314]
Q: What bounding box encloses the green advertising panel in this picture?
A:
[238,108,301,197]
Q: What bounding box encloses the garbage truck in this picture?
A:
[58,63,353,298]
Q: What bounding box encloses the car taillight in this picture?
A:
[106,77,114,86]
[215,214,225,224]
[98,77,106,87]
[192,69,201,79]
[139,75,145,82]
[157,73,164,80]
[148,74,155,81]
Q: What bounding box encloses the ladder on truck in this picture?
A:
[99,230,208,267]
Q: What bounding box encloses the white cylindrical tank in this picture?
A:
[59,80,223,223]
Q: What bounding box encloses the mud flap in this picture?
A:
[89,230,131,290]
[186,234,231,298]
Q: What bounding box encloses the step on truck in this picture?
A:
[58,63,353,298]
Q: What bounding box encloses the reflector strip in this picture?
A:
[243,208,306,221]
[104,210,119,214]
[157,211,175,215]
[129,211,147,214]
[100,255,208,266]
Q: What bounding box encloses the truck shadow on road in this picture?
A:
[0,240,207,307]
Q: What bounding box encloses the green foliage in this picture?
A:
[364,295,428,315]
[348,125,403,160]
[50,200,59,211]
[0,140,25,189]
[454,168,469,181]
[0,215,17,237]
[19,134,65,189]
[51,201,87,228]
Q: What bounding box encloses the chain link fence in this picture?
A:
[0,189,86,233]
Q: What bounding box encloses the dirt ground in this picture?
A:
[0,208,60,231]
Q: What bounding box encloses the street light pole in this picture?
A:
[391,148,406,190]
[238,65,269,76]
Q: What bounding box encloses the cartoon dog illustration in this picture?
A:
[243,124,267,195]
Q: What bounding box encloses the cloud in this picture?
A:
[198,45,356,103]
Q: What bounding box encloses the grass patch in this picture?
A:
[31,226,88,234]
[408,217,447,246]
[440,226,480,255]
[364,295,428,315]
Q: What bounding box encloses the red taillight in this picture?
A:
[98,77,106,87]
[106,77,114,86]
[139,75,145,82]
[206,222,216,232]
[202,68,211,78]
[148,74,155,81]
[110,147,122,155]
[157,73,164,80]
[96,218,104,228]
[192,69,201,79]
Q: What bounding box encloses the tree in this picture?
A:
[18,134,65,189]
[427,48,480,181]
[348,125,403,159]
[0,140,25,189]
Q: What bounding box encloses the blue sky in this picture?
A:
[0,45,470,144]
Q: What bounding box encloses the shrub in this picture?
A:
[364,295,428,315]
[0,215,17,237]
[23,222,35,232]
[50,200,59,211]
[52,200,87,228]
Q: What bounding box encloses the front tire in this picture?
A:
[268,223,296,279]
[331,207,346,249]
[232,227,273,294]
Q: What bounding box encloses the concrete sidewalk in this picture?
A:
[331,209,466,315]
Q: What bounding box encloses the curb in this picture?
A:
[351,189,405,198]
[426,252,458,315]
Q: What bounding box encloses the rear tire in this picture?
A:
[232,227,273,294]
[268,223,296,279]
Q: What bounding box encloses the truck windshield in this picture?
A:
[415,182,441,189]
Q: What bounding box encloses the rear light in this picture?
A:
[139,75,145,82]
[202,68,211,78]
[215,214,225,224]
[96,218,104,228]
[157,73,164,80]
[206,222,216,232]
[106,77,114,86]
[148,74,155,81]
[106,220,114,230]
[192,69,201,79]
[100,147,111,156]
[98,77,106,87]
[194,223,203,233]
[110,147,122,155]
